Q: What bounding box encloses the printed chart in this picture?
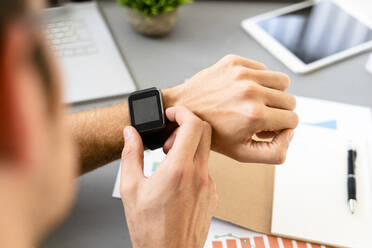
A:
[208,234,327,248]
[204,219,331,248]
[303,120,337,130]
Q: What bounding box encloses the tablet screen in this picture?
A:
[257,1,372,64]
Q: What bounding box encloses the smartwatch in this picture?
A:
[128,87,167,150]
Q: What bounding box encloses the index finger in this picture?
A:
[262,108,299,131]
[165,106,204,161]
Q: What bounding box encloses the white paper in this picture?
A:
[272,97,372,248]
[112,149,166,198]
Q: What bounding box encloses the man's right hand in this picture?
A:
[120,106,218,248]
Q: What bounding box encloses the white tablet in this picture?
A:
[241,0,372,74]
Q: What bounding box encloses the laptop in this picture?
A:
[43,0,136,103]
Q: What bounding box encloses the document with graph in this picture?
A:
[204,219,329,248]
[112,149,165,198]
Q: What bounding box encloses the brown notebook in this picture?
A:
[208,151,275,234]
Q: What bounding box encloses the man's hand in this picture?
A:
[120,107,218,248]
[164,55,298,164]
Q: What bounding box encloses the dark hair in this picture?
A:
[0,0,27,53]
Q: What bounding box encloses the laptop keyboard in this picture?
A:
[43,20,98,58]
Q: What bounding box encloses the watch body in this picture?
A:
[128,87,166,150]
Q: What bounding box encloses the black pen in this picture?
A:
[347,143,357,214]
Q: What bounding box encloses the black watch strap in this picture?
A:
[140,130,166,150]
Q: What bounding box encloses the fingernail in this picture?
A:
[288,130,294,142]
[124,126,132,141]
[166,107,176,112]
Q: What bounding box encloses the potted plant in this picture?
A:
[118,0,193,37]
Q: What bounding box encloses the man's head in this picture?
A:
[0,0,78,244]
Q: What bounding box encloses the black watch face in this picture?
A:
[128,89,165,132]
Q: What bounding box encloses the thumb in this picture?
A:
[121,126,144,185]
[267,129,294,164]
[243,129,294,164]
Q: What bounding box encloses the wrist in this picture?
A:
[162,84,185,109]
[162,83,207,122]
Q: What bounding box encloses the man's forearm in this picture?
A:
[69,102,129,174]
[69,86,182,175]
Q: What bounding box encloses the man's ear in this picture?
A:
[0,22,44,168]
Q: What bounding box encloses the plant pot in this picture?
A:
[125,8,179,37]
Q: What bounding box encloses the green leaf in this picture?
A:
[117,0,193,16]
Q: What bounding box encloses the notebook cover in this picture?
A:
[208,151,275,234]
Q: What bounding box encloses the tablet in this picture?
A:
[241,0,372,74]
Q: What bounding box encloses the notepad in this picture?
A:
[271,125,372,248]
